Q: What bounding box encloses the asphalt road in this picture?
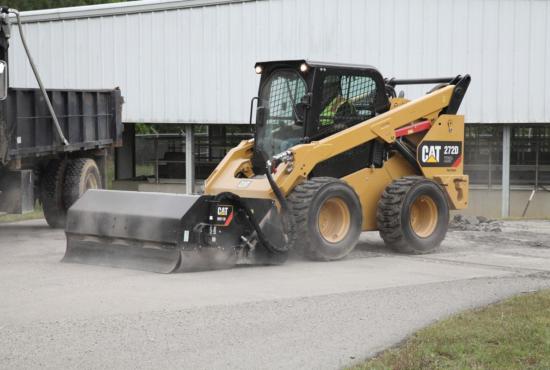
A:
[1,219,550,369]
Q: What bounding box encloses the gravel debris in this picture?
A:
[450,214,503,232]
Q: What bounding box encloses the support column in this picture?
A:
[208,125,226,162]
[114,122,136,180]
[501,125,511,218]
[185,124,195,194]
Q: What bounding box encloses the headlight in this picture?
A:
[299,63,308,73]
[255,65,263,74]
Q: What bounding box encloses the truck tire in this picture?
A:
[377,176,449,254]
[287,177,362,261]
[41,159,68,228]
[63,158,102,209]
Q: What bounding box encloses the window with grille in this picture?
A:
[464,124,550,187]
[318,74,377,129]
[257,70,307,158]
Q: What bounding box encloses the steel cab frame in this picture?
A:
[251,60,389,172]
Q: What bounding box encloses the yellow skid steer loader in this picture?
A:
[63,60,470,273]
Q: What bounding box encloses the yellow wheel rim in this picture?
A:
[318,197,351,243]
[85,173,99,190]
[410,195,438,238]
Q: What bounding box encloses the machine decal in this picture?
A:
[210,204,234,226]
[238,180,252,188]
[417,141,462,167]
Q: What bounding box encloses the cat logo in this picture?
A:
[210,204,234,226]
[421,145,441,164]
[217,206,230,216]
[417,141,462,168]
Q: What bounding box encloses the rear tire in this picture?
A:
[287,177,362,261]
[41,159,68,228]
[63,158,102,209]
[377,176,449,254]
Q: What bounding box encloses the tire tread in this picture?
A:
[63,158,101,208]
[377,176,440,254]
[287,177,359,260]
[41,159,67,228]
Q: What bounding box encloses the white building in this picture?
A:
[10,0,550,125]
[8,0,550,217]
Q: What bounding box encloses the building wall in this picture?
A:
[8,0,550,125]
[460,188,550,219]
[464,124,550,187]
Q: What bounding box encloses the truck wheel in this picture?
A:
[41,159,68,228]
[377,176,449,254]
[287,177,362,261]
[63,158,102,209]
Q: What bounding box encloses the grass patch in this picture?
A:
[0,204,44,223]
[352,290,550,370]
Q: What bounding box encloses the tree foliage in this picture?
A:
[5,0,126,12]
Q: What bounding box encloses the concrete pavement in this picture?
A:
[1,219,549,369]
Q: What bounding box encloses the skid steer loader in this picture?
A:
[64,60,470,273]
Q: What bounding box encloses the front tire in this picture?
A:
[377,176,449,254]
[63,158,102,209]
[41,159,68,228]
[287,177,362,261]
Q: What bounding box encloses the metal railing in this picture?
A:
[135,131,252,182]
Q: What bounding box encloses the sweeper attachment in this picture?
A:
[64,189,288,272]
[64,60,471,273]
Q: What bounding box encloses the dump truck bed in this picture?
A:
[1,87,123,163]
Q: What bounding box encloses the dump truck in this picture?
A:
[0,8,123,226]
[64,60,470,273]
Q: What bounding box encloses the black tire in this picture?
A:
[287,177,362,261]
[377,176,449,254]
[40,159,68,228]
[63,158,102,209]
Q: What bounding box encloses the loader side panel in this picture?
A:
[309,140,388,178]
[416,114,469,210]
[342,154,417,231]
[417,115,465,175]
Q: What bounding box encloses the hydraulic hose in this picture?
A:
[214,191,288,254]
[265,160,290,216]
[9,9,69,145]
[214,161,292,254]
[265,160,293,247]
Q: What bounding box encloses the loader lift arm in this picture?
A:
[296,82,464,173]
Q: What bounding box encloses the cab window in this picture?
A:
[318,73,377,129]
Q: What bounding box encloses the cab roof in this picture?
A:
[254,59,381,74]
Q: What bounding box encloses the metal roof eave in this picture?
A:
[16,0,258,23]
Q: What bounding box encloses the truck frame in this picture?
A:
[0,8,123,227]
